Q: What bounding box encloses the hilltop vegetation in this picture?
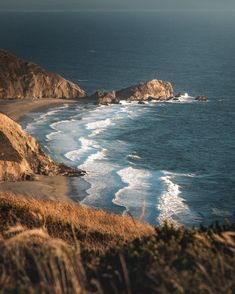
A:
[0,193,234,293]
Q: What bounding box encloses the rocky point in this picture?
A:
[0,49,86,99]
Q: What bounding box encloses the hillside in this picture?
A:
[0,112,84,181]
[0,49,86,99]
[0,193,234,294]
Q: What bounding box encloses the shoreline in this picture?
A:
[0,98,78,122]
[0,98,90,201]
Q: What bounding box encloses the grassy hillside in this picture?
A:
[0,193,234,293]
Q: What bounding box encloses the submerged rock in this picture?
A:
[195,95,207,102]
[94,79,174,105]
[0,113,85,181]
[0,49,86,99]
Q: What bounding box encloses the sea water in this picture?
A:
[1,10,235,226]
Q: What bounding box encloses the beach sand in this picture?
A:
[0,98,81,202]
[0,98,77,121]
[0,175,70,202]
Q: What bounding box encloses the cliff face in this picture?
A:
[0,49,86,99]
[0,113,84,181]
[95,80,174,105]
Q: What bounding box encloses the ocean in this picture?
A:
[1,10,235,226]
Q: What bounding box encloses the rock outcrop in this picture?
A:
[175,92,187,98]
[95,80,174,105]
[195,95,207,102]
[0,49,86,99]
[0,113,85,181]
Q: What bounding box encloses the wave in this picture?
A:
[162,170,196,178]
[80,149,115,205]
[46,131,61,141]
[86,118,112,137]
[45,119,78,142]
[25,104,69,133]
[127,153,141,160]
[119,100,129,105]
[157,172,199,226]
[50,119,77,130]
[113,167,151,215]
[168,93,195,104]
[81,148,107,166]
[25,109,60,132]
[64,137,97,162]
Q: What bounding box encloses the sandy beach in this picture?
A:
[0,98,81,202]
[0,175,70,201]
[0,98,77,121]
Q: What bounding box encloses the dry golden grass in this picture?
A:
[0,226,86,294]
[0,192,234,294]
[0,192,154,253]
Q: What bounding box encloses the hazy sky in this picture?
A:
[0,0,234,11]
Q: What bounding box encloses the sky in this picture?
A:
[0,0,234,11]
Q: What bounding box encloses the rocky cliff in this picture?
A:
[0,113,84,181]
[95,79,174,105]
[0,49,86,99]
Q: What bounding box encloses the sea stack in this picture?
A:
[0,49,86,99]
[95,79,174,105]
[0,113,84,181]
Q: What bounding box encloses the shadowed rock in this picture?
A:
[0,113,85,181]
[195,95,207,102]
[0,49,86,99]
[175,92,187,98]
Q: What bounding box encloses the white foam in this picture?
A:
[81,148,107,166]
[80,149,115,205]
[86,118,112,137]
[86,118,112,130]
[50,119,76,130]
[177,93,195,103]
[113,167,151,214]
[24,103,67,132]
[57,104,69,110]
[167,93,195,104]
[46,119,78,142]
[157,172,199,225]
[46,131,61,141]
[120,106,138,119]
[119,100,130,105]
[163,170,196,178]
[64,137,97,162]
[127,154,141,160]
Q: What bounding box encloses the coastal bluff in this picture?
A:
[0,49,86,99]
[92,79,174,105]
[0,113,84,181]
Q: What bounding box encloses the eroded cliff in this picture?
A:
[0,49,86,99]
[0,113,84,181]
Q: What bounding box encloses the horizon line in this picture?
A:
[0,8,234,13]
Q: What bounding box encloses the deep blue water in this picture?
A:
[1,11,235,226]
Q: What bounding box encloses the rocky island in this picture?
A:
[92,79,174,105]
